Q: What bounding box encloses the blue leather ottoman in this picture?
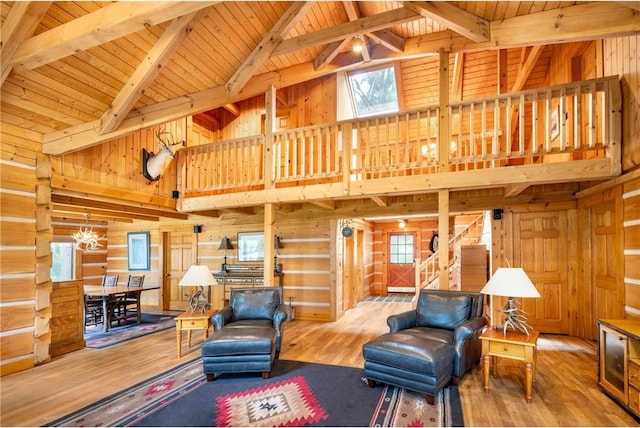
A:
[362,332,455,404]
[201,325,276,381]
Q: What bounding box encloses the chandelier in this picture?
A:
[72,215,104,251]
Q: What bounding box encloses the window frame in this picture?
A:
[50,242,76,281]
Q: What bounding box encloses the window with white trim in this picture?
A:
[347,65,399,118]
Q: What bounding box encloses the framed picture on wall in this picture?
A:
[237,231,264,262]
[128,231,150,271]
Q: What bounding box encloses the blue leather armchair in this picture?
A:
[202,287,287,380]
[387,289,488,381]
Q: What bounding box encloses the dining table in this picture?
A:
[84,284,160,332]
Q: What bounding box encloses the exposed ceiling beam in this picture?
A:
[452,52,464,102]
[485,2,640,48]
[222,103,240,116]
[52,203,159,222]
[342,1,371,62]
[274,7,422,56]
[503,184,530,198]
[225,2,312,97]
[52,194,188,220]
[370,196,389,207]
[311,200,336,210]
[11,1,218,70]
[367,29,405,53]
[511,45,545,92]
[99,11,201,134]
[52,214,133,224]
[314,39,350,70]
[0,1,52,85]
[403,1,490,42]
[42,2,640,155]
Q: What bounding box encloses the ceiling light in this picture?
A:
[72,215,103,252]
[352,34,365,53]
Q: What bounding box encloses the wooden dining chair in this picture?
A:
[85,275,119,330]
[118,275,145,322]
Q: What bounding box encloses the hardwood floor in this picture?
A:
[1,301,637,427]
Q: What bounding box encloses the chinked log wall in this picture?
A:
[179,76,621,210]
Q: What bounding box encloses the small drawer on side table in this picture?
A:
[175,309,215,358]
[488,341,526,359]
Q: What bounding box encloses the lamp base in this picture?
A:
[185,286,209,314]
[500,297,534,336]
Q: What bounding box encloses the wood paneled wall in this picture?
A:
[604,35,640,172]
[624,177,640,321]
[50,119,188,199]
[0,122,51,376]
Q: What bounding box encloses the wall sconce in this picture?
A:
[352,34,365,53]
[218,236,233,272]
[398,219,407,229]
[274,235,283,273]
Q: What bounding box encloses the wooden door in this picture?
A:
[512,212,569,334]
[164,230,196,311]
[387,232,416,293]
[591,201,624,322]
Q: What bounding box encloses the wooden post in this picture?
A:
[438,189,450,290]
[264,202,275,286]
[264,85,276,190]
[438,49,450,173]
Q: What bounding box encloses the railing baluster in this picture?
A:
[574,91,581,150]
[470,103,475,158]
[532,93,538,154]
[559,89,566,151]
[589,82,596,148]
[545,91,552,153]
[481,101,487,159]
[504,97,510,157]
[519,94,525,155]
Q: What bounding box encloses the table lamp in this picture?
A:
[178,265,216,313]
[218,236,233,272]
[480,267,540,336]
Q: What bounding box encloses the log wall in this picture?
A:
[605,35,640,172]
[0,122,51,376]
[103,214,336,321]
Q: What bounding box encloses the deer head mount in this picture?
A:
[142,130,185,181]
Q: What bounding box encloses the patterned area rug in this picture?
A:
[84,313,176,349]
[45,359,463,427]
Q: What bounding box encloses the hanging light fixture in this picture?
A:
[352,34,365,53]
[72,214,103,252]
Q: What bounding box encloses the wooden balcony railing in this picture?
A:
[178,76,621,200]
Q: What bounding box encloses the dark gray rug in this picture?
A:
[46,359,463,427]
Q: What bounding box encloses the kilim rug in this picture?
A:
[84,313,176,349]
[46,358,463,427]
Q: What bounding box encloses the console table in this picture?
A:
[212,264,284,305]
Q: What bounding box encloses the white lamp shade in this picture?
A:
[480,267,541,298]
[178,265,216,287]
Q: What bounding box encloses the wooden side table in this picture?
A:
[480,328,540,403]
[175,309,215,358]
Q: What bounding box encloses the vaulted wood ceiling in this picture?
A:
[3,1,638,155]
[2,1,639,221]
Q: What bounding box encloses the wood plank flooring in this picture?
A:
[1,300,637,427]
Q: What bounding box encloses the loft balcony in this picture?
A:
[177,76,621,212]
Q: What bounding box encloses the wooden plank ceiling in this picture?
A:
[1,1,639,221]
